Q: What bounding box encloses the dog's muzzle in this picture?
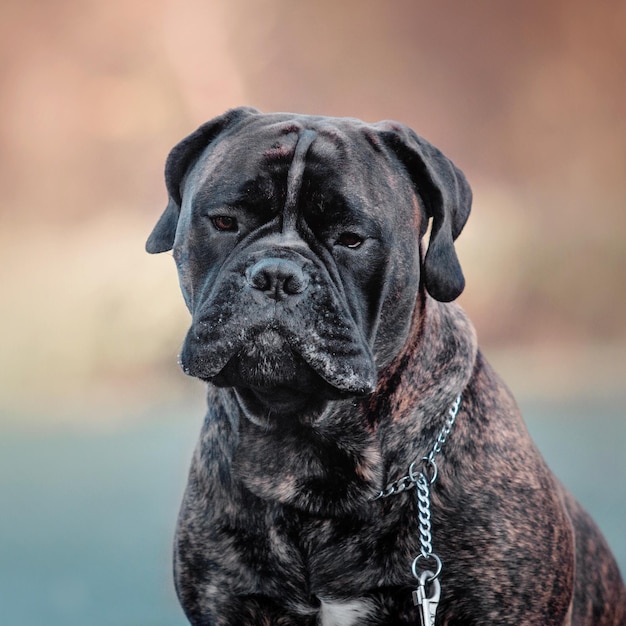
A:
[178,240,377,419]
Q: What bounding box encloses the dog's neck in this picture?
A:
[367,292,477,423]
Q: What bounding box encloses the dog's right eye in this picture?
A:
[211,216,238,232]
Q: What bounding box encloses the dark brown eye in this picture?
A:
[212,216,237,232]
[337,232,364,249]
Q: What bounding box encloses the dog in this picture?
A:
[146,107,625,625]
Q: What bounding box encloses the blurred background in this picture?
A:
[0,1,624,624]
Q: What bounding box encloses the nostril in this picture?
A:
[246,258,309,300]
[283,271,307,295]
[248,265,272,292]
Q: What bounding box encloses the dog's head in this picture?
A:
[147,108,471,425]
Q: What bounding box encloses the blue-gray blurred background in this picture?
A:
[1,1,624,624]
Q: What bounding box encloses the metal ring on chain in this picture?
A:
[409,458,438,485]
[412,553,442,581]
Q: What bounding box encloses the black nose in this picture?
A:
[246,258,309,301]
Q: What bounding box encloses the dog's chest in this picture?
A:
[317,598,376,625]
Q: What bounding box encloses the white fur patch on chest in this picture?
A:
[318,598,375,626]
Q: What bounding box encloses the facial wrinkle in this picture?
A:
[282,129,317,232]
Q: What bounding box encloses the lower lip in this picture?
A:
[248,386,312,411]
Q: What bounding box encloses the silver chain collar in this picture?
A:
[371,394,462,624]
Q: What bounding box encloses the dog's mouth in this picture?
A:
[177,246,381,418]
[209,329,351,417]
[228,382,336,419]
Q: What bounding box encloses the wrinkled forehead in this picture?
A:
[185,114,413,217]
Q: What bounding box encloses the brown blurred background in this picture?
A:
[1,0,625,416]
[0,3,624,623]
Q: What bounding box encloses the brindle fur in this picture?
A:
[147,108,625,625]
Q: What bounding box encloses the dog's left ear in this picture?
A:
[377,123,472,302]
[146,106,260,254]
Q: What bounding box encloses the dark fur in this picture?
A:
[147,108,626,625]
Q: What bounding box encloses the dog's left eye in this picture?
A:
[212,216,238,232]
[336,232,364,249]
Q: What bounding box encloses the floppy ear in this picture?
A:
[376,123,472,302]
[145,106,260,254]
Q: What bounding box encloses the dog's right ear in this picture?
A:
[145,107,259,254]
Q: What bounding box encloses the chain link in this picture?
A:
[415,472,433,558]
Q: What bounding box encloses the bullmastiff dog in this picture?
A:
[146,107,625,625]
